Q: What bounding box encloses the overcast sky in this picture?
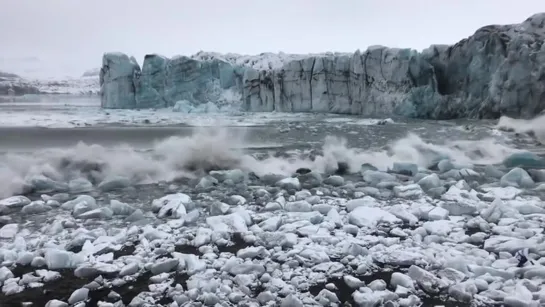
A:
[1,0,544,78]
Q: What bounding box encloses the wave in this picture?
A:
[496,114,545,143]
[0,127,518,198]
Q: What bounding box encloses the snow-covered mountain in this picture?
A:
[81,68,100,78]
[0,70,99,97]
[0,71,37,95]
[0,56,100,98]
[100,13,545,120]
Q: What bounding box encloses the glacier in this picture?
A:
[100,13,545,119]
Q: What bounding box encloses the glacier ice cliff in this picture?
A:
[100,53,141,108]
[100,13,545,119]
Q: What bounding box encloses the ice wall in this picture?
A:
[99,13,545,119]
[100,53,140,108]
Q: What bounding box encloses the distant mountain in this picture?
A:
[0,70,40,96]
[82,68,100,77]
[0,71,20,79]
[0,69,99,97]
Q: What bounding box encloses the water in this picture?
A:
[0,98,542,199]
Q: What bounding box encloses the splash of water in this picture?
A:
[0,127,518,198]
[496,114,545,143]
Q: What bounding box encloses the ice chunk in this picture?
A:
[195,175,218,189]
[343,275,364,289]
[485,165,505,179]
[45,300,68,307]
[362,170,396,184]
[0,267,14,283]
[206,213,248,232]
[448,281,478,303]
[345,197,377,212]
[482,186,522,200]
[348,206,400,227]
[68,178,93,193]
[417,173,441,190]
[68,288,89,304]
[390,272,414,289]
[61,195,96,211]
[110,200,136,216]
[285,200,312,212]
[480,198,519,223]
[353,288,398,307]
[0,223,18,239]
[44,249,84,269]
[209,169,246,183]
[503,152,545,169]
[323,175,345,186]
[423,220,454,236]
[390,162,418,176]
[72,198,99,217]
[150,258,179,274]
[276,177,301,190]
[503,283,534,307]
[501,167,534,188]
[27,175,68,192]
[152,193,191,219]
[483,236,538,254]
[21,201,51,214]
[97,176,130,191]
[428,207,449,220]
[0,195,31,209]
[119,262,139,276]
[437,159,455,172]
[77,207,113,219]
[209,201,230,216]
[281,294,304,307]
[388,205,418,225]
[407,265,448,293]
[393,184,423,198]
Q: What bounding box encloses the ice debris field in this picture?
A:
[1,147,545,307]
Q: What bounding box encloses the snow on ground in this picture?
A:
[1,150,545,306]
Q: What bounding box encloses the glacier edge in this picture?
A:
[100,13,545,119]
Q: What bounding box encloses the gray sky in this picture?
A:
[1,0,544,78]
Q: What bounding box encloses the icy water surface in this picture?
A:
[0,118,498,150]
[1,100,545,307]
